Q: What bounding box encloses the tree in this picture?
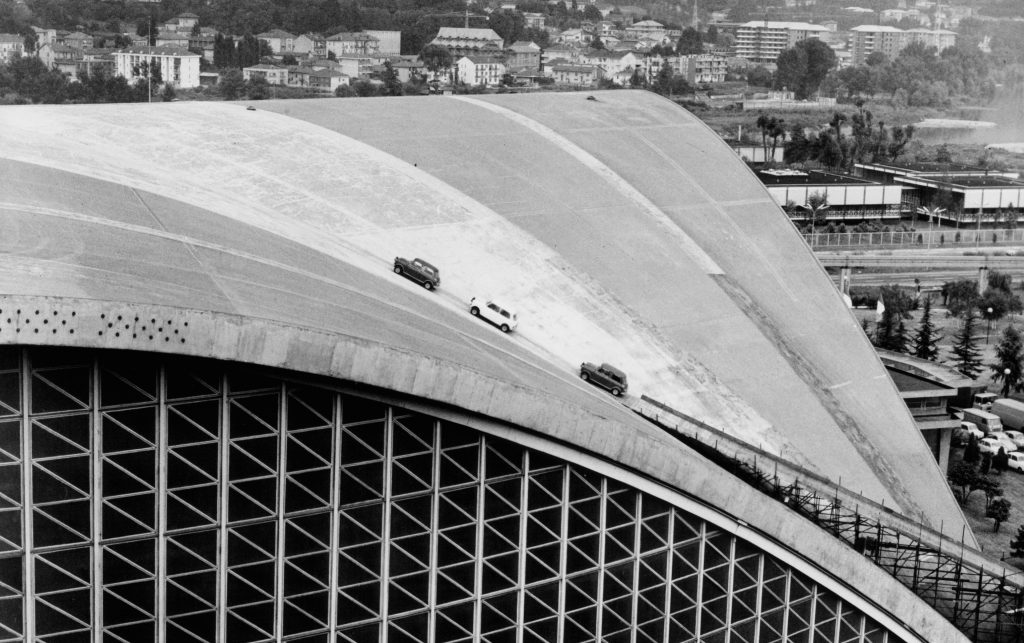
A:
[591,35,605,50]
[775,38,836,99]
[805,190,829,226]
[891,320,909,354]
[652,63,674,96]
[948,461,978,503]
[912,295,940,360]
[677,27,702,55]
[1010,524,1024,558]
[988,497,1012,532]
[951,310,984,378]
[992,325,1024,398]
[944,280,980,318]
[705,25,718,44]
[381,60,403,96]
[420,44,452,72]
[583,4,603,21]
[964,434,981,463]
[747,66,772,88]
[994,447,1010,475]
[218,69,245,100]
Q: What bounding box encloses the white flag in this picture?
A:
[875,298,885,322]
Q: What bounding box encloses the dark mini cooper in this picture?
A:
[393,257,440,290]
[580,362,628,397]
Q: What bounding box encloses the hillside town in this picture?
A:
[0,0,1008,98]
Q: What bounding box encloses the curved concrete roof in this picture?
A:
[0,91,969,543]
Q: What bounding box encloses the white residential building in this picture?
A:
[325,32,379,57]
[257,30,297,54]
[679,53,728,83]
[365,30,401,55]
[734,21,829,64]
[849,25,956,65]
[430,28,504,58]
[456,55,506,87]
[243,64,289,84]
[114,45,201,89]
[0,34,24,62]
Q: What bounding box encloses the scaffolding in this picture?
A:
[635,396,1024,643]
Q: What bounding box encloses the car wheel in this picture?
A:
[581,372,589,382]
[611,387,621,396]
[394,266,402,274]
[500,324,510,333]
[471,306,480,316]
[423,282,433,290]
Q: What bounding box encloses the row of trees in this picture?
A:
[824,42,994,107]
[765,29,998,108]
[0,56,161,104]
[777,106,916,171]
[867,273,1024,383]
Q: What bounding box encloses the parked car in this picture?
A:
[961,421,984,441]
[393,257,440,290]
[469,297,518,332]
[1003,430,1024,449]
[580,362,628,397]
[1008,452,1024,472]
[979,436,1018,454]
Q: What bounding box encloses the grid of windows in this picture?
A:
[0,347,900,642]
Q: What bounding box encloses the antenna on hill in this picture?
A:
[465,1,470,28]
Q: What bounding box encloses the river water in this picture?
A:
[912,84,1024,147]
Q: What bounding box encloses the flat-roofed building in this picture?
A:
[879,350,974,474]
[679,53,727,83]
[759,168,904,221]
[734,21,829,64]
[856,161,1024,224]
[113,45,201,88]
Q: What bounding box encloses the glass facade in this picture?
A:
[0,347,899,642]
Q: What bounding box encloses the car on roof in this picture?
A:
[393,257,440,290]
[469,297,518,332]
[580,362,628,397]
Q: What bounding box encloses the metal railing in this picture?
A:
[632,396,1024,643]
[804,228,1024,250]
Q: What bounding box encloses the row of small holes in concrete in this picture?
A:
[98,314,188,343]
[0,309,76,335]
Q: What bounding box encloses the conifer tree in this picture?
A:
[1011,524,1024,558]
[892,320,908,353]
[991,325,1024,398]
[912,295,940,360]
[951,310,983,378]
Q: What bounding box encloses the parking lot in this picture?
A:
[950,443,1024,564]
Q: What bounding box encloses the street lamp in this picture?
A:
[916,205,945,250]
[1003,367,1012,398]
[987,307,994,343]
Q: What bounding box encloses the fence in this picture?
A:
[633,396,1024,643]
[805,228,1024,250]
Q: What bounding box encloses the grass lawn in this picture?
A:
[949,445,1024,566]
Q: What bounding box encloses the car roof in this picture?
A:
[600,363,627,378]
[412,258,438,270]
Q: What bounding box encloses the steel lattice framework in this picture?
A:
[0,347,907,642]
